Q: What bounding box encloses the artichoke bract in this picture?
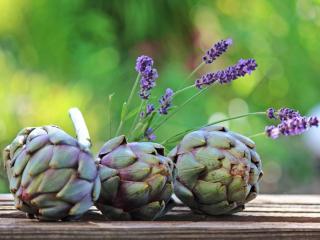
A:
[3,109,100,221]
[169,126,263,215]
[96,135,174,220]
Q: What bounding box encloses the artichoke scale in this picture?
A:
[147,174,166,200]
[98,164,118,182]
[13,150,30,176]
[101,145,137,169]
[176,152,205,188]
[178,131,206,154]
[39,202,70,219]
[69,194,93,216]
[28,145,53,176]
[49,145,79,169]
[193,180,227,204]
[38,168,74,193]
[25,134,50,154]
[203,168,232,185]
[194,147,223,170]
[57,176,93,203]
[120,181,149,205]
[207,132,235,149]
[46,126,78,146]
[100,176,120,202]
[119,161,151,181]
[99,135,126,156]
[77,152,97,181]
[31,193,68,208]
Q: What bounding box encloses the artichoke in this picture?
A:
[169,126,263,215]
[96,135,174,220]
[3,109,100,221]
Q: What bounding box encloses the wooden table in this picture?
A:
[1,194,320,239]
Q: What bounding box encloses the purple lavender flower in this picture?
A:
[135,55,159,99]
[195,58,257,89]
[277,108,301,121]
[203,38,233,64]
[135,55,153,74]
[265,125,279,139]
[145,127,156,141]
[266,116,319,139]
[140,104,155,118]
[159,88,174,115]
[266,107,301,121]
[267,108,276,119]
[308,116,319,127]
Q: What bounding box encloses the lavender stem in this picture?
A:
[187,62,205,80]
[249,132,266,138]
[128,101,144,140]
[153,86,210,133]
[161,112,266,145]
[115,73,140,136]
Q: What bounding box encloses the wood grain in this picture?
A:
[0,194,320,239]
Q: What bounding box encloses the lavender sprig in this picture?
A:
[203,38,233,64]
[195,58,257,89]
[135,55,158,99]
[266,116,319,139]
[159,88,174,115]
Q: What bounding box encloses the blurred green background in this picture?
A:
[1,0,320,193]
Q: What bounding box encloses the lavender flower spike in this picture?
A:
[203,38,233,64]
[266,116,319,139]
[159,88,174,115]
[195,58,257,89]
[135,55,159,99]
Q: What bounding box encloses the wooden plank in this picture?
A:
[252,195,320,205]
[1,194,320,239]
[0,218,320,239]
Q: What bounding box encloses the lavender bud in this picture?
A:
[159,88,174,115]
[140,104,155,118]
[203,38,233,64]
[265,125,280,139]
[145,127,156,141]
[308,116,319,127]
[195,58,257,89]
[267,108,276,119]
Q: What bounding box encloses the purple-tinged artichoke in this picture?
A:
[96,135,174,220]
[3,109,100,221]
[169,126,263,215]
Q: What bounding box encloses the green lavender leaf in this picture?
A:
[120,102,127,121]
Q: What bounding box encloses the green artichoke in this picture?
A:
[169,126,263,215]
[96,135,174,220]
[3,125,101,221]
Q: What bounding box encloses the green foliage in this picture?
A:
[1,0,320,193]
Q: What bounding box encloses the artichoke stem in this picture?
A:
[69,108,91,150]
